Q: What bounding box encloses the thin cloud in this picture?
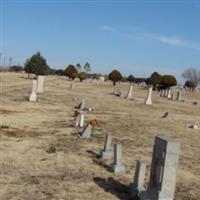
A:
[102,25,200,50]
[102,26,116,32]
[150,34,200,50]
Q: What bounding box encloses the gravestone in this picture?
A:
[160,90,164,97]
[36,75,45,93]
[29,80,37,102]
[140,135,180,200]
[167,89,171,99]
[70,82,75,89]
[112,143,125,175]
[100,134,112,160]
[114,88,122,97]
[145,87,152,105]
[176,91,181,101]
[80,124,92,138]
[126,85,133,99]
[189,123,199,129]
[78,99,85,110]
[129,160,147,197]
[164,89,168,97]
[171,93,175,100]
[79,113,85,127]
[74,114,80,127]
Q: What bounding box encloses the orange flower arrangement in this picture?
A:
[89,119,100,127]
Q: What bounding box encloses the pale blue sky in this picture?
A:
[1,0,200,82]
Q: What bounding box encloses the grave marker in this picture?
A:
[29,80,37,102]
[140,135,180,200]
[80,124,92,138]
[100,134,112,160]
[36,75,45,93]
[145,87,152,105]
[129,160,147,197]
[112,143,125,175]
[126,85,133,99]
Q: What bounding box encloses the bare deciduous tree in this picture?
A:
[182,68,200,87]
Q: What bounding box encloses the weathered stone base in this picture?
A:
[140,190,173,200]
[99,149,112,160]
[112,164,125,175]
[129,183,144,198]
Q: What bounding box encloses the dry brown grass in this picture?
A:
[0,72,200,200]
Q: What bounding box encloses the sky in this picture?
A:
[1,0,200,83]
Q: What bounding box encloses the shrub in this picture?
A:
[55,69,65,76]
[78,72,87,82]
[10,65,23,72]
[161,75,177,88]
[24,52,50,76]
[134,78,146,84]
[64,65,78,79]
[150,72,162,85]
[182,68,200,87]
[127,75,135,82]
[108,69,123,85]
[184,80,195,90]
[145,77,151,85]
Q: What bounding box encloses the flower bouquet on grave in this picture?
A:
[89,119,100,127]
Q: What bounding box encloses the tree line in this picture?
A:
[8,51,200,90]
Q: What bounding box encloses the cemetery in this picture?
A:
[0,72,199,200]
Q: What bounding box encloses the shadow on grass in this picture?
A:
[87,150,112,172]
[86,150,99,158]
[94,177,136,200]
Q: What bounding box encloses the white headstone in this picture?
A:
[74,114,80,127]
[176,91,181,101]
[163,89,168,97]
[145,88,152,105]
[36,75,45,93]
[160,90,164,97]
[79,113,85,127]
[167,89,172,99]
[29,80,37,102]
[126,85,133,99]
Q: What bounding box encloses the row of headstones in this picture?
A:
[116,85,184,106]
[29,76,45,102]
[101,133,181,200]
[126,86,183,105]
[160,89,182,101]
[114,85,153,105]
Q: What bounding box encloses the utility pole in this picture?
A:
[9,57,12,67]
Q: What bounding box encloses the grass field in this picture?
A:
[0,72,200,200]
